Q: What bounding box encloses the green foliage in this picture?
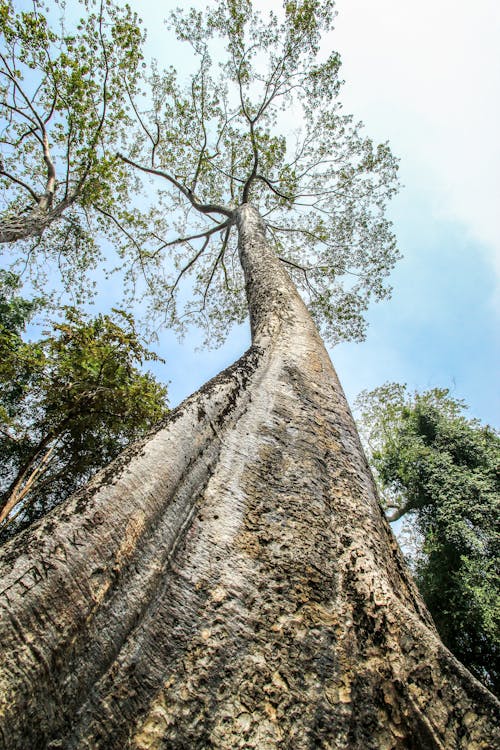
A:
[0,276,168,542]
[355,384,500,693]
[0,270,45,430]
[0,0,144,299]
[116,0,399,346]
[1,0,400,344]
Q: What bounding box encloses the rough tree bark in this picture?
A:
[0,199,72,244]
[0,205,498,749]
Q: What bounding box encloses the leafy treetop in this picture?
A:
[0,0,144,299]
[114,0,400,346]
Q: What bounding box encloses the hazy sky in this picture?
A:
[133,0,499,426]
[328,0,500,423]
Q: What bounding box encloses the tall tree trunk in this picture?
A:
[0,205,498,749]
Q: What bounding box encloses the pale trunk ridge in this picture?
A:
[0,205,498,749]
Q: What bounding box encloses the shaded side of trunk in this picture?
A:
[0,205,498,749]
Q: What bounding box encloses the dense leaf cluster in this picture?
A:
[356,384,500,693]
[0,271,168,542]
[1,1,401,346]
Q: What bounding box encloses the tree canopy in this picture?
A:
[0,0,144,297]
[108,0,400,345]
[0,0,400,343]
[0,271,169,542]
[355,383,500,693]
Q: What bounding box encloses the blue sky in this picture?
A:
[331,0,500,425]
[133,0,499,427]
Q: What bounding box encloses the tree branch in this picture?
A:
[96,206,157,297]
[39,131,56,209]
[0,166,39,203]
[124,80,160,168]
[0,433,61,526]
[386,503,414,523]
[169,234,212,303]
[256,174,292,202]
[0,426,23,443]
[219,225,232,291]
[190,55,209,192]
[70,0,110,196]
[117,153,232,218]
[155,219,230,253]
[0,99,43,143]
[202,241,227,309]
[241,120,258,203]
[277,254,320,299]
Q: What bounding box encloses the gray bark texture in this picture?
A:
[0,199,70,244]
[0,204,498,749]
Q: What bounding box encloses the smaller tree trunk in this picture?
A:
[0,438,59,526]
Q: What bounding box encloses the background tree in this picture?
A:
[0,0,143,297]
[0,271,169,540]
[355,383,500,693]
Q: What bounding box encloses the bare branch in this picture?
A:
[0,98,42,138]
[0,54,45,131]
[277,254,321,299]
[39,131,56,209]
[169,234,211,303]
[154,219,230,253]
[241,119,258,203]
[220,225,232,291]
[63,117,75,200]
[12,124,42,148]
[117,153,232,218]
[202,241,227,309]
[166,223,231,309]
[95,207,157,296]
[277,255,308,272]
[233,44,259,122]
[256,174,291,202]
[0,434,60,526]
[125,79,159,165]
[43,89,57,125]
[0,426,23,444]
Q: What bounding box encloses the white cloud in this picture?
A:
[332,0,500,292]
